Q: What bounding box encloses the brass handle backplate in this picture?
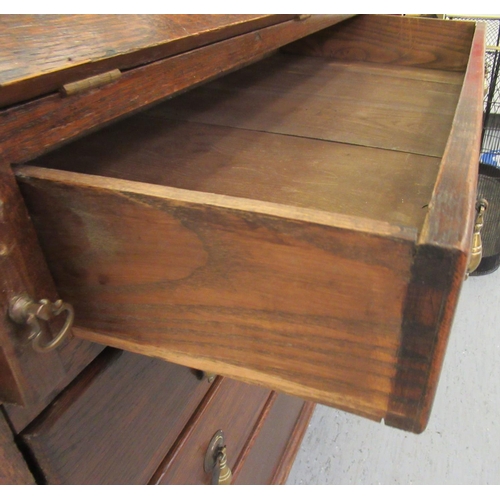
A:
[466,199,488,278]
[8,294,74,352]
[204,430,232,485]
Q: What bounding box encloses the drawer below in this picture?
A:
[151,377,270,485]
[20,349,211,484]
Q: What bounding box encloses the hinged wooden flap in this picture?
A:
[0,14,298,107]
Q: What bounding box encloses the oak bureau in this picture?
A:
[0,14,485,484]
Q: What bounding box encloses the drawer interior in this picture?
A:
[21,51,464,232]
[13,45,469,432]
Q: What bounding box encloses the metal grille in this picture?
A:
[446,16,500,165]
[446,16,500,274]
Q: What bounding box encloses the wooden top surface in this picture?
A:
[0,14,296,106]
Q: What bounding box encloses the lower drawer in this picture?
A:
[151,377,270,485]
[20,349,211,484]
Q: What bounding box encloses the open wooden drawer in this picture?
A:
[12,15,485,433]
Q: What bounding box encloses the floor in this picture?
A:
[286,268,500,484]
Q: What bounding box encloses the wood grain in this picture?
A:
[0,15,346,165]
[421,22,485,251]
[0,409,35,484]
[148,53,463,157]
[14,166,416,425]
[283,14,475,71]
[0,14,300,107]
[150,377,270,484]
[28,112,441,228]
[20,349,211,484]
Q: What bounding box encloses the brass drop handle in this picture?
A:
[466,199,488,278]
[204,430,232,485]
[8,294,74,352]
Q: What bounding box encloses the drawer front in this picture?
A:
[151,377,270,485]
[3,338,104,433]
[20,349,211,484]
[0,14,347,410]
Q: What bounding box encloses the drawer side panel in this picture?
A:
[15,169,417,427]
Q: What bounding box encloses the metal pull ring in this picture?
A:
[204,430,232,485]
[9,294,74,352]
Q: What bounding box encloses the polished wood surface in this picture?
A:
[0,12,343,416]
[3,339,103,433]
[3,14,486,485]
[271,401,316,484]
[0,411,34,484]
[0,14,301,107]
[12,15,484,432]
[0,20,484,490]
[20,349,211,484]
[151,377,270,484]
[0,15,353,484]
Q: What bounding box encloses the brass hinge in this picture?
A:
[60,69,122,96]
